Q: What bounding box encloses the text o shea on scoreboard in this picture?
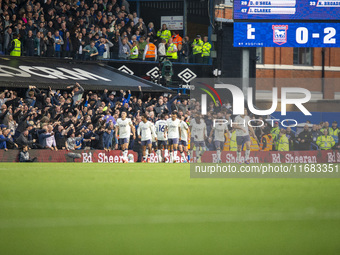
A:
[234,22,340,47]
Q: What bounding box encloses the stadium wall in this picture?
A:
[0,150,138,163]
[1,150,340,163]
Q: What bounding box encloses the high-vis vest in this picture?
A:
[251,137,259,151]
[260,134,273,151]
[10,39,21,56]
[202,42,212,57]
[192,39,203,55]
[157,30,171,43]
[329,128,339,143]
[277,135,289,151]
[145,43,156,58]
[223,133,230,151]
[229,131,237,151]
[271,127,280,140]
[242,136,259,151]
[130,45,138,59]
[166,43,177,60]
[172,34,182,47]
[316,135,335,150]
[320,127,330,134]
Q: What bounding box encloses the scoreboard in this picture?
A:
[233,0,340,47]
[234,0,340,20]
[234,22,340,47]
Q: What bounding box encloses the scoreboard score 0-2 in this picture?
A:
[233,22,340,47]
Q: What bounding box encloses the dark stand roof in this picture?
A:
[0,57,171,92]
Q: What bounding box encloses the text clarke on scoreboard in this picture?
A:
[234,0,340,20]
[233,22,340,48]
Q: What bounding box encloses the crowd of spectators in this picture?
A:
[0,84,190,155]
[0,0,210,63]
[189,101,340,152]
[0,84,339,157]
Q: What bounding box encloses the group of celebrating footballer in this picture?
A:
[115,108,255,164]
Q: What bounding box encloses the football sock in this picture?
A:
[196,148,200,158]
[245,149,250,161]
[217,149,221,161]
[123,150,128,160]
[173,150,177,162]
[181,151,186,161]
[170,151,173,162]
[237,151,241,162]
[164,149,169,157]
[157,150,162,162]
[145,149,149,160]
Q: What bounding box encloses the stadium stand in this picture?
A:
[0,0,210,63]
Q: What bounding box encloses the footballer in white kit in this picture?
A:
[233,109,257,164]
[179,116,189,163]
[115,111,135,162]
[209,119,229,163]
[137,114,157,162]
[166,112,181,163]
[190,115,207,162]
[154,114,168,162]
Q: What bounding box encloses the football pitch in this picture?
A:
[1,163,340,255]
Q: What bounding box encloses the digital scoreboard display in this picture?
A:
[233,22,340,47]
[234,0,340,20]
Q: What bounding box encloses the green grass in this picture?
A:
[0,163,340,255]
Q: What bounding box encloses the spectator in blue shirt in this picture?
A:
[52,31,64,58]
[0,130,8,150]
[95,37,107,59]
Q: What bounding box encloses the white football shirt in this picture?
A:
[151,122,157,142]
[189,118,197,138]
[180,121,189,142]
[167,118,181,139]
[155,119,168,141]
[191,120,207,142]
[234,115,250,137]
[214,123,228,142]
[116,118,132,139]
[137,121,155,141]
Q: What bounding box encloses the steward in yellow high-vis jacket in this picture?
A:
[157,24,171,43]
[191,35,203,64]
[317,129,335,150]
[277,129,289,151]
[10,34,21,56]
[201,36,211,64]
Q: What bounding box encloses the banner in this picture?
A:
[1,150,340,163]
[160,16,183,30]
[198,150,340,164]
[0,150,138,163]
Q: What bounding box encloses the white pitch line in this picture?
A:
[1,212,340,229]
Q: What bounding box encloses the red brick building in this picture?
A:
[256,48,340,100]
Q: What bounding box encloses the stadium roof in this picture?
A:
[0,57,171,92]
